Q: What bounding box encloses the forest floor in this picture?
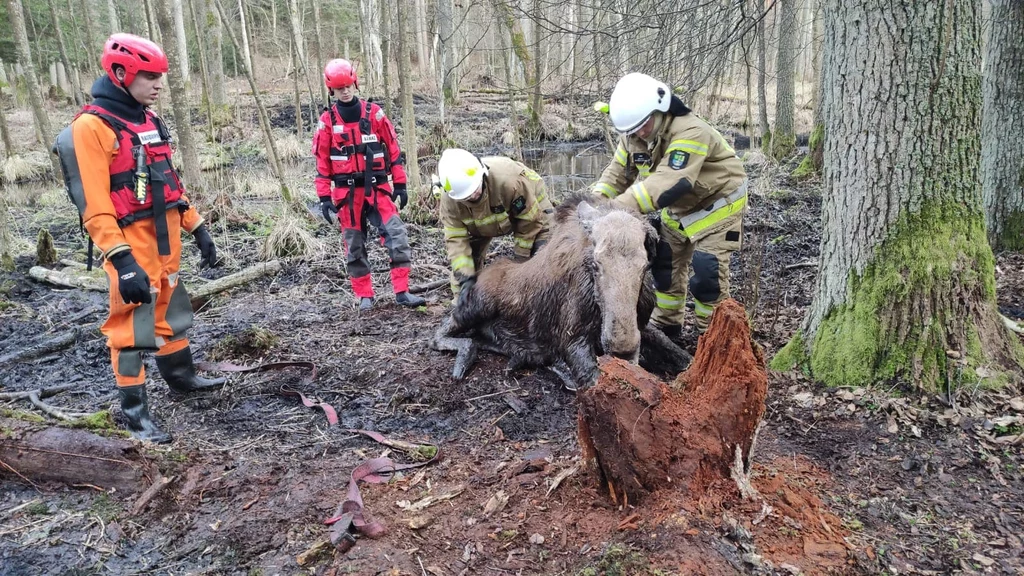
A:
[1,84,1023,576]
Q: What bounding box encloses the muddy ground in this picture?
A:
[2,87,1024,576]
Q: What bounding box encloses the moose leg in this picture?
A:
[639,325,693,376]
[430,318,480,380]
[547,360,580,392]
[564,339,599,391]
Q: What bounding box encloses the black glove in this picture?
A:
[192,224,219,269]
[392,183,409,210]
[110,252,152,304]
[320,196,338,223]
[456,276,476,307]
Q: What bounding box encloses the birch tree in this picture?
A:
[396,0,420,193]
[772,0,798,159]
[774,0,1022,390]
[155,0,202,199]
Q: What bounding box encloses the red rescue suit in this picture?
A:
[313,98,414,298]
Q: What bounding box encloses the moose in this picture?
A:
[430,195,691,390]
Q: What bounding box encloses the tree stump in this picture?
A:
[578,299,768,505]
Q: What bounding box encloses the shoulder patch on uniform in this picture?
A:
[522,168,542,181]
[511,196,527,215]
[317,120,326,131]
[375,108,385,121]
[668,150,690,170]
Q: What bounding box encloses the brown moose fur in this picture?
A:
[430,194,691,390]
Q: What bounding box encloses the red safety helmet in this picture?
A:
[102,33,168,87]
[324,59,358,90]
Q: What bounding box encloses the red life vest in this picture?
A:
[325,100,391,188]
[76,104,186,226]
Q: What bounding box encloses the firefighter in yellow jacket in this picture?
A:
[592,72,748,336]
[434,148,555,298]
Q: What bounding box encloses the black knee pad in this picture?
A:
[653,240,673,291]
[688,251,721,303]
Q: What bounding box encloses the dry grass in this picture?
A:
[2,154,50,185]
[233,172,284,200]
[260,210,322,260]
[273,133,306,164]
[199,142,233,171]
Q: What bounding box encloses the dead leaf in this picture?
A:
[793,392,814,408]
[408,515,433,529]
[975,366,993,378]
[546,462,581,497]
[529,533,545,545]
[886,416,899,435]
[208,519,221,531]
[504,395,527,414]
[295,538,332,566]
[837,390,855,401]
[396,486,465,512]
[1009,397,1024,412]
[483,490,509,516]
[972,553,995,567]
[426,567,445,576]
[910,425,921,438]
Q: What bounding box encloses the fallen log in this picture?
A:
[189,260,283,308]
[0,331,78,366]
[28,266,107,292]
[0,417,158,493]
[409,278,449,294]
[577,299,768,505]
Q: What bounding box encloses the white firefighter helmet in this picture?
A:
[437,148,487,201]
[608,72,672,135]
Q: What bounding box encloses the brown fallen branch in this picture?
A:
[0,383,77,400]
[0,417,157,493]
[784,260,818,271]
[132,475,174,515]
[28,266,107,292]
[0,331,79,366]
[409,278,449,294]
[189,260,283,308]
[27,391,89,421]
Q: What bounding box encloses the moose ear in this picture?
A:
[577,201,600,221]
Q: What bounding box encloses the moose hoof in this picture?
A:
[452,343,478,380]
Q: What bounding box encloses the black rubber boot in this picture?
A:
[156,347,227,393]
[359,297,374,311]
[395,291,425,307]
[118,384,172,444]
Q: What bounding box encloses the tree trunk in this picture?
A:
[311,0,326,105]
[495,10,522,160]
[6,0,57,177]
[143,0,160,43]
[437,0,456,105]
[155,0,203,201]
[236,0,252,72]
[80,0,100,75]
[0,85,14,157]
[776,0,1022,391]
[171,0,190,85]
[186,0,215,140]
[395,0,420,193]
[291,37,302,135]
[808,0,824,171]
[359,0,383,88]
[0,187,14,270]
[381,0,394,119]
[414,0,428,73]
[772,0,798,159]
[529,0,542,137]
[106,0,120,32]
[47,0,84,106]
[982,0,1024,251]
[756,0,770,151]
[284,0,318,131]
[214,0,292,205]
[205,0,226,106]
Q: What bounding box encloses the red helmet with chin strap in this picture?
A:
[102,33,168,87]
[324,59,358,90]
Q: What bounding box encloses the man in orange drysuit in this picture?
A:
[55,34,225,443]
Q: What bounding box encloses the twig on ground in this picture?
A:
[27,391,89,421]
[0,383,77,400]
[0,458,42,492]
